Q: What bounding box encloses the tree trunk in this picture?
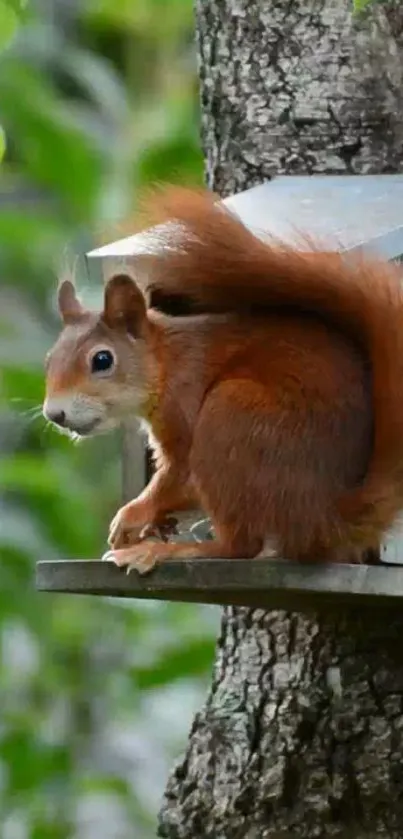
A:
[158,2,403,837]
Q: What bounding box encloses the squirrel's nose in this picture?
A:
[48,409,66,427]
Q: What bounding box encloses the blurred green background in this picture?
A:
[0,1,218,837]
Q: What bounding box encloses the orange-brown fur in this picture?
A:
[44,187,403,572]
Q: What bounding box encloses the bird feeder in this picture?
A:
[36,174,403,610]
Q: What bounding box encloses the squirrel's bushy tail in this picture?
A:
[139,185,403,546]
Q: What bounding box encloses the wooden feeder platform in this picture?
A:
[35,559,403,612]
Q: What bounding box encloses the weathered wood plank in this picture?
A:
[36,559,403,611]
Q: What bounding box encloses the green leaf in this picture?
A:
[138,137,204,187]
[0,1,18,50]
[0,64,104,219]
[131,638,215,690]
[0,125,6,160]
[4,0,28,12]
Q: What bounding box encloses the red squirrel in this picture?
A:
[43,186,403,574]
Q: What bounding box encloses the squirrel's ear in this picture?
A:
[58,279,84,323]
[102,273,146,336]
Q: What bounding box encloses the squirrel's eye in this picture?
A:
[91,349,114,374]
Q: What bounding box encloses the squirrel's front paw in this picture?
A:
[103,543,166,575]
[108,502,178,551]
[108,503,145,550]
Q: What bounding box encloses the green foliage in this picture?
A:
[0,1,21,51]
[0,0,27,149]
[0,1,216,837]
[0,125,6,161]
[352,0,377,9]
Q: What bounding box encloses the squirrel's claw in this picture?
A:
[103,544,164,575]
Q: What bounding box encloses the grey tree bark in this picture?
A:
[158,2,403,837]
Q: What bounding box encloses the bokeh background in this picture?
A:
[0,1,219,837]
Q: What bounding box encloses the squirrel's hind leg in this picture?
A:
[190,376,371,566]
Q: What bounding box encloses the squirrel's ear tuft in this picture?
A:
[58,279,84,323]
[102,273,146,337]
